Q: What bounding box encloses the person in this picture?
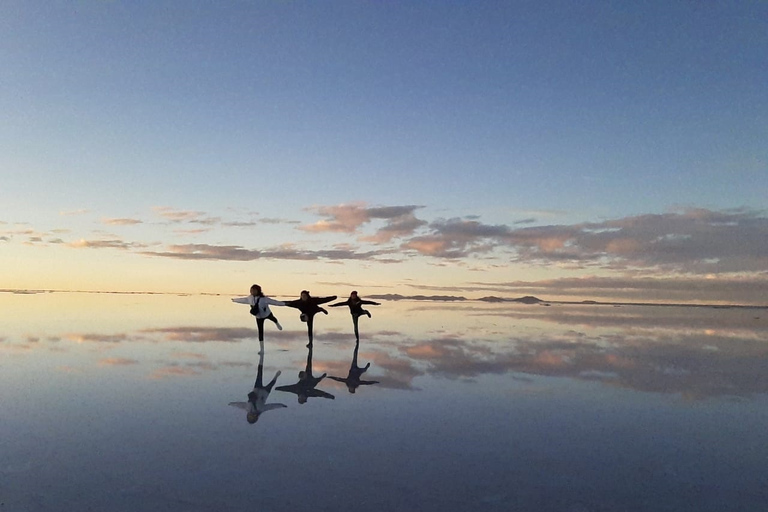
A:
[229,340,287,423]
[283,290,337,346]
[275,342,335,404]
[330,291,380,341]
[232,284,284,342]
[328,339,379,394]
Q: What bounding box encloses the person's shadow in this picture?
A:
[229,339,287,424]
[328,339,379,394]
[276,342,335,404]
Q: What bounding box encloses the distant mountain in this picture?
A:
[478,295,543,304]
[478,296,508,302]
[513,295,543,304]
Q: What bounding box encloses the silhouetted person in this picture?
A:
[229,340,287,423]
[284,290,337,346]
[232,284,285,342]
[329,339,379,394]
[330,291,380,341]
[276,342,335,403]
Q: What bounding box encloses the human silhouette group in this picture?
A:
[229,284,381,424]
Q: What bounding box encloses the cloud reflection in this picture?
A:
[386,308,768,399]
[5,298,766,399]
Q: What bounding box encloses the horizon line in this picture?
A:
[2,288,766,309]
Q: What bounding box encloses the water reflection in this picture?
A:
[228,340,287,423]
[328,340,379,394]
[2,294,768,511]
[1,293,766,399]
[276,341,335,403]
[368,303,768,399]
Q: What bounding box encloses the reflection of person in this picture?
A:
[283,290,337,346]
[276,342,335,403]
[232,284,284,342]
[330,291,380,341]
[229,340,287,423]
[329,340,379,393]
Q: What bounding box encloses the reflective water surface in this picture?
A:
[2,292,767,511]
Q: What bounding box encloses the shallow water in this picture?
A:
[2,292,767,511]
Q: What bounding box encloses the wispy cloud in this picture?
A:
[99,357,140,366]
[69,238,147,250]
[59,209,90,216]
[152,206,220,225]
[102,217,143,226]
[140,243,391,262]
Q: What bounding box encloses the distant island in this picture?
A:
[479,295,543,304]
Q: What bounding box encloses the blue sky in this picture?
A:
[1,1,767,302]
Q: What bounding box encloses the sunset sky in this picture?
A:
[2,1,767,304]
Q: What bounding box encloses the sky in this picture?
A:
[1,1,767,304]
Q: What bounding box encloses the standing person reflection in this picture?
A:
[284,290,337,346]
[229,339,287,424]
[329,291,380,341]
[232,284,285,342]
[276,342,335,403]
[329,340,379,394]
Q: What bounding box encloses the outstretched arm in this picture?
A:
[329,300,348,307]
[231,297,252,305]
[315,295,338,305]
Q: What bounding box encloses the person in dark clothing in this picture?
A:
[329,339,379,394]
[275,342,335,404]
[284,290,337,346]
[330,291,380,341]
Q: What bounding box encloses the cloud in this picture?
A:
[360,213,428,243]
[507,208,768,273]
[398,208,768,274]
[99,357,140,366]
[152,206,220,225]
[301,203,375,233]
[102,218,143,225]
[69,239,147,250]
[257,218,302,225]
[172,228,212,235]
[401,218,509,258]
[140,243,389,262]
[301,203,426,242]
